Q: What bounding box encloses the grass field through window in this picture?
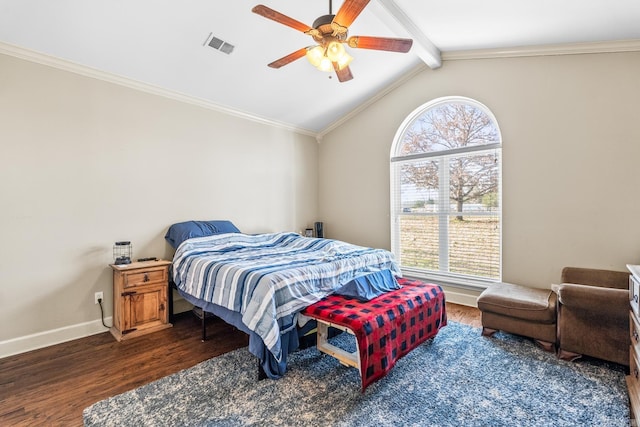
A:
[399,215,500,279]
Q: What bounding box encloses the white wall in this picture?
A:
[319,51,640,296]
[0,53,318,354]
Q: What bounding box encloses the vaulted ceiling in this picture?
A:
[1,0,639,135]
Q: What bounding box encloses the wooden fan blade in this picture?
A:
[347,36,413,53]
[268,48,308,69]
[332,0,370,28]
[333,63,354,82]
[252,4,313,33]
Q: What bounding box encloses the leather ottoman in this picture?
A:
[477,282,557,352]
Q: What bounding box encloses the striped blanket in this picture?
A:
[172,232,401,362]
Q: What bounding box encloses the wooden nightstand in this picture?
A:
[110,259,173,341]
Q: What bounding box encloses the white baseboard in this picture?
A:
[445,292,479,307]
[1,295,193,360]
[440,286,480,307]
[0,317,112,359]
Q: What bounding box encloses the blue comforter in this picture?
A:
[172,232,400,371]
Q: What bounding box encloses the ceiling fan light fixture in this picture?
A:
[305,45,325,67]
[306,44,346,72]
[326,41,346,62]
[336,52,353,70]
[317,56,333,72]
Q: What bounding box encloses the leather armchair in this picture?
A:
[554,267,630,366]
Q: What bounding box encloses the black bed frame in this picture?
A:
[169,279,268,379]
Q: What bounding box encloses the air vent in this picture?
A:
[204,33,235,55]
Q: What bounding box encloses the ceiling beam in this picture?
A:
[371,0,442,69]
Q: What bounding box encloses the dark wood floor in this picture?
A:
[0,303,480,427]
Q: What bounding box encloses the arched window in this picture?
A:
[390,97,502,285]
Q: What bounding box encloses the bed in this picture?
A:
[166,220,402,379]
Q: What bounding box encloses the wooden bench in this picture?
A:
[302,277,447,391]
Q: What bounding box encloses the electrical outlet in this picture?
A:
[94,291,103,305]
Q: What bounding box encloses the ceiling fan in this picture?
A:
[252,0,413,82]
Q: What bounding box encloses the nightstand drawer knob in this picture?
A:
[143,273,149,282]
[634,331,639,342]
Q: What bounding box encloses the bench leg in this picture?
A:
[316,321,360,371]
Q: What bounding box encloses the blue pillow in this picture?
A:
[165,220,241,248]
[335,269,401,301]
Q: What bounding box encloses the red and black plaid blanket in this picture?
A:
[302,277,447,391]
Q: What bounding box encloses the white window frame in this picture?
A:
[390,96,502,289]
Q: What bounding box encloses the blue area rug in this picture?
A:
[83,322,628,426]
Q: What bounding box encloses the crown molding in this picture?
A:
[442,39,640,61]
[0,41,318,138]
